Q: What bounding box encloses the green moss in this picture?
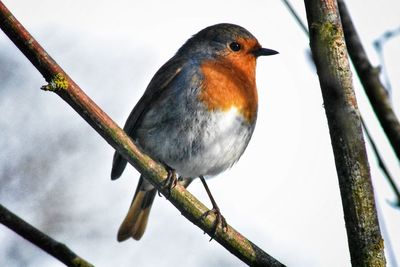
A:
[42,73,68,91]
[319,21,340,46]
[311,21,341,46]
[72,257,95,267]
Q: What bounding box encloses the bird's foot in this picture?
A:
[200,206,228,241]
[158,166,177,198]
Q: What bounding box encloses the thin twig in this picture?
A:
[360,117,400,207]
[338,0,400,161]
[373,26,400,95]
[281,0,309,35]
[0,204,94,267]
[0,2,284,266]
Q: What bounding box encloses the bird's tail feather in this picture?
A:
[117,176,195,241]
[117,176,156,241]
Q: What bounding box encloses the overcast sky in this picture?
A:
[0,1,399,266]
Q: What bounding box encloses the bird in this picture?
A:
[111,23,278,242]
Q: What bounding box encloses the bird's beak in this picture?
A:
[252,47,279,57]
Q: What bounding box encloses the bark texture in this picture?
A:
[304,0,386,266]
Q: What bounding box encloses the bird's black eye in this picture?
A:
[229,42,241,52]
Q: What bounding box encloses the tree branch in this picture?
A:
[0,2,284,266]
[304,0,386,266]
[281,0,400,207]
[0,204,94,267]
[337,0,400,161]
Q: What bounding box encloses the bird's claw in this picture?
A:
[160,168,177,199]
[200,207,228,241]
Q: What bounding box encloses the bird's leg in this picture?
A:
[158,164,177,198]
[178,176,194,188]
[199,175,228,240]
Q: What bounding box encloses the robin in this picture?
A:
[111,23,278,241]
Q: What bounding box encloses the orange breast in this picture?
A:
[199,54,258,123]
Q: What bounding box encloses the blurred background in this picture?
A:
[0,0,399,266]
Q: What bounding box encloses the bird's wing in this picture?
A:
[111,56,186,180]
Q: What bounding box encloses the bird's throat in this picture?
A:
[199,57,258,123]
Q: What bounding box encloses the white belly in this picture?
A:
[178,107,253,177]
[136,105,256,178]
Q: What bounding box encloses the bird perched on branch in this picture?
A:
[111,23,278,241]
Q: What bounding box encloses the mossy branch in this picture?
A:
[304,0,386,266]
[0,2,284,266]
